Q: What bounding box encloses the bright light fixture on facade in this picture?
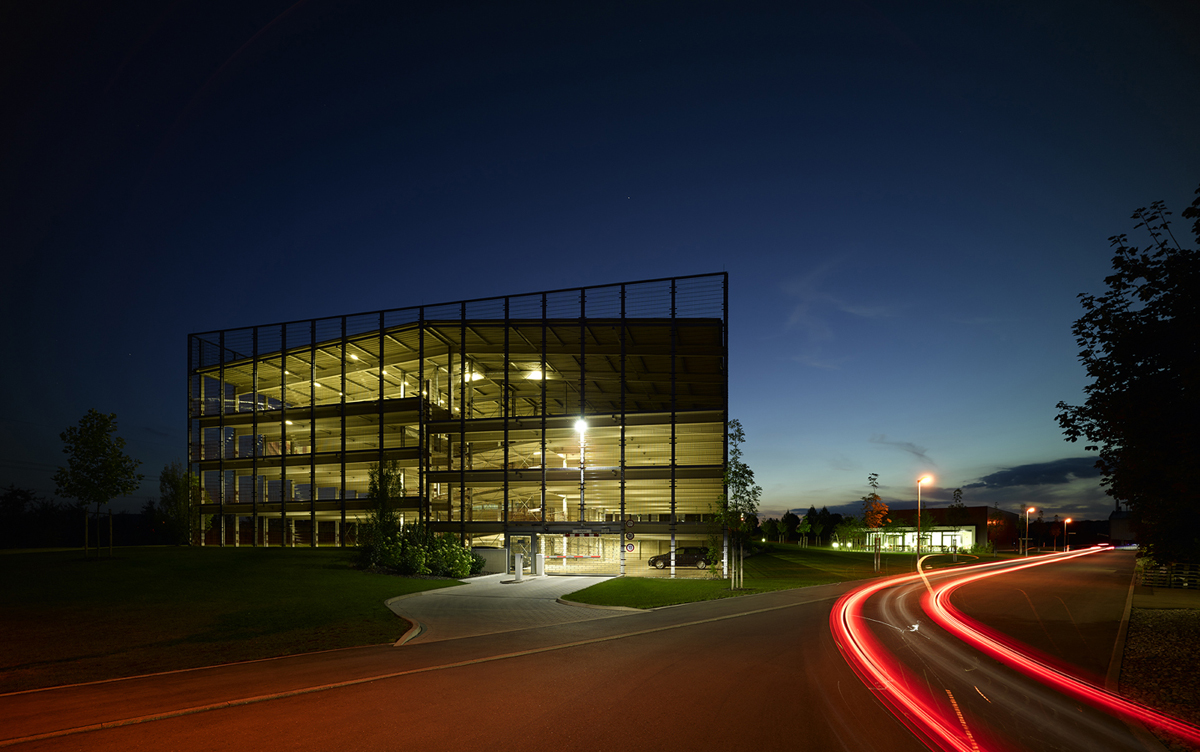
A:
[285,420,293,425]
[575,419,588,433]
[525,370,543,380]
[350,354,359,360]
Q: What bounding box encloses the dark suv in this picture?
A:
[648,547,709,569]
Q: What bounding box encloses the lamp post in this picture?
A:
[1064,517,1072,552]
[575,419,588,522]
[917,475,932,557]
[1025,507,1035,556]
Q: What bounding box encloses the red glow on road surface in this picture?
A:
[830,547,1200,752]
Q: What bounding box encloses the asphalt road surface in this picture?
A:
[1,550,1157,752]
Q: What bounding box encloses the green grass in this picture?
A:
[0,546,458,693]
[564,544,991,609]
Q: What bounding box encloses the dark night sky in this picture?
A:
[2,0,1198,520]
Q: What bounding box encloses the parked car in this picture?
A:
[648,546,709,569]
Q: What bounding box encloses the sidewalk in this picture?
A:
[385,573,634,644]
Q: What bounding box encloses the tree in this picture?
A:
[781,510,802,542]
[814,506,832,545]
[1056,187,1200,563]
[804,506,819,544]
[762,518,780,543]
[946,487,971,527]
[154,461,208,545]
[718,419,762,589]
[833,515,865,548]
[860,472,888,528]
[53,409,143,554]
[358,460,405,566]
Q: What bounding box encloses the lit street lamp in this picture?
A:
[1064,517,1072,552]
[1025,507,1035,556]
[917,475,933,557]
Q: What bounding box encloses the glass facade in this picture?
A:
[187,273,728,575]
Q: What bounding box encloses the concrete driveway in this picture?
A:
[385,573,636,644]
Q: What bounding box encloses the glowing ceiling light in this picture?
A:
[285,420,293,425]
[350,354,359,361]
[575,419,588,433]
[525,370,543,380]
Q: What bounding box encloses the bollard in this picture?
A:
[514,553,524,582]
[535,553,545,577]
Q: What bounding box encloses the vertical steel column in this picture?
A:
[378,312,386,482]
[459,302,467,542]
[310,320,319,547]
[578,287,586,523]
[539,293,547,526]
[670,281,677,577]
[418,307,426,527]
[722,273,730,577]
[338,316,347,548]
[503,297,510,528]
[215,331,226,548]
[280,325,287,549]
[619,284,627,576]
[248,326,258,550]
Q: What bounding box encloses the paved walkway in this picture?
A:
[385,574,635,644]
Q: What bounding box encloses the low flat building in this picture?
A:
[187,273,729,575]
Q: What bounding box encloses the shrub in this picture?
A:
[358,526,478,578]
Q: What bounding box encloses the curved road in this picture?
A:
[834,548,1199,751]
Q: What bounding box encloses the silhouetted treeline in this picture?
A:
[0,486,166,549]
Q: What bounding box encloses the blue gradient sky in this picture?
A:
[3,1,1197,522]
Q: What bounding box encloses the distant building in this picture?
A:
[1109,510,1135,546]
[187,273,728,576]
[864,506,1020,552]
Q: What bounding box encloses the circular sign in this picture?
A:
[625,532,635,541]
[626,519,634,528]
[625,543,635,552]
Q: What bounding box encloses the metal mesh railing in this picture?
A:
[1140,562,1200,589]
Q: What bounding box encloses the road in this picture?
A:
[2,549,1177,752]
[836,547,1198,751]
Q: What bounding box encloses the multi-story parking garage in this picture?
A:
[187,273,728,575]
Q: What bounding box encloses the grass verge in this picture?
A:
[0,546,458,693]
[564,544,987,609]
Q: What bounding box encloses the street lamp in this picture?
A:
[575,419,588,522]
[1064,517,1072,552]
[1025,507,1035,556]
[917,475,933,557]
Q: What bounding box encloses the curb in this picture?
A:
[555,597,644,612]
[385,593,427,646]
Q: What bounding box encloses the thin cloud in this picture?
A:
[868,434,935,464]
[781,262,898,369]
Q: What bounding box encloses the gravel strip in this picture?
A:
[1120,608,1200,752]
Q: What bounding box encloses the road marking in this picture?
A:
[0,591,839,748]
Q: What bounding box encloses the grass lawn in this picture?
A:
[0,546,458,693]
[564,543,1000,609]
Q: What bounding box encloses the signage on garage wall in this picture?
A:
[625,543,635,553]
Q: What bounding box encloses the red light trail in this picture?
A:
[831,546,1200,752]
